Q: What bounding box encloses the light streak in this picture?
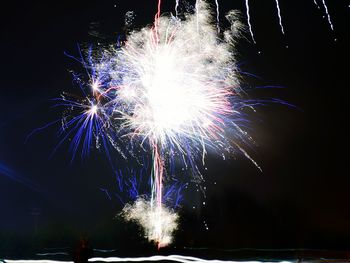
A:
[215,0,220,33]
[242,0,338,43]
[175,0,179,17]
[35,253,69,256]
[245,0,256,43]
[321,0,334,31]
[274,0,285,35]
[3,257,293,263]
[0,162,40,191]
[90,256,291,263]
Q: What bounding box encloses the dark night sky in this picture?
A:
[0,0,349,256]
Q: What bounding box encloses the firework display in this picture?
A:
[55,0,335,248]
[1,0,348,262]
[55,0,261,247]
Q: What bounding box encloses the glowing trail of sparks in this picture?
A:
[3,257,293,263]
[274,0,285,35]
[215,0,220,33]
[175,0,179,17]
[321,0,334,31]
[151,0,167,248]
[245,0,256,43]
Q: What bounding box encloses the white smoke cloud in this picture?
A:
[121,198,178,247]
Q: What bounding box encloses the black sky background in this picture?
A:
[0,0,349,257]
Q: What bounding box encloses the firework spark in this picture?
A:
[175,0,180,17]
[243,0,337,43]
[245,0,256,43]
[215,0,220,32]
[274,0,285,35]
[321,0,334,31]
